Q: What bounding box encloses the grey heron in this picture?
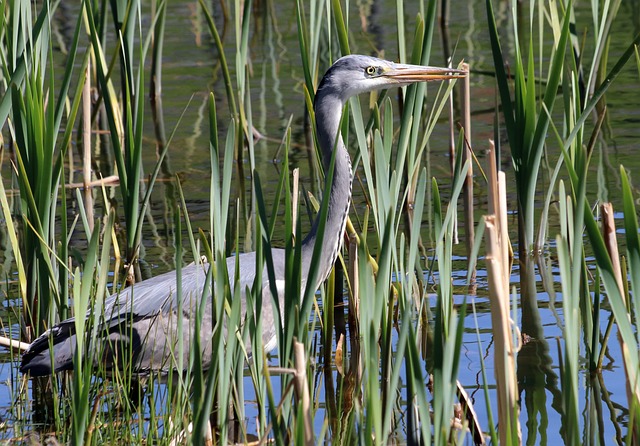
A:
[20,55,465,376]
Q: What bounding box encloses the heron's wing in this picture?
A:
[102,261,210,322]
[24,264,210,351]
[22,251,287,375]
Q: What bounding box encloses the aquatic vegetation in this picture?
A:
[0,0,639,444]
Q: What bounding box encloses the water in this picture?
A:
[1,0,639,443]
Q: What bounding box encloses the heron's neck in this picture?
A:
[302,94,352,292]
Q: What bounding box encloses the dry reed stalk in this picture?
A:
[601,202,640,439]
[448,63,458,245]
[0,335,30,352]
[498,172,510,288]
[461,63,475,282]
[484,216,520,443]
[485,141,521,445]
[486,141,511,290]
[294,339,313,446]
[66,175,120,189]
[335,333,345,375]
[601,203,624,295]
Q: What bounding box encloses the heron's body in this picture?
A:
[20,55,464,376]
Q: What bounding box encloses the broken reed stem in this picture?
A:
[487,141,511,291]
[293,339,313,446]
[484,216,519,444]
[498,171,510,291]
[447,62,458,245]
[485,140,521,445]
[601,203,624,296]
[66,175,120,189]
[601,202,640,440]
[0,335,30,352]
[461,62,475,282]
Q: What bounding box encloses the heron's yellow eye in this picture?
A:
[365,66,377,76]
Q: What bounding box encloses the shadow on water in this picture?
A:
[517,255,561,445]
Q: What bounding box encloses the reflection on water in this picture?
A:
[1,0,639,443]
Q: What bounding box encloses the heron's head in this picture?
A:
[316,54,466,103]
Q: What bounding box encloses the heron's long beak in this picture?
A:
[383,63,467,83]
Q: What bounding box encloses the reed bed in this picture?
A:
[0,0,639,444]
